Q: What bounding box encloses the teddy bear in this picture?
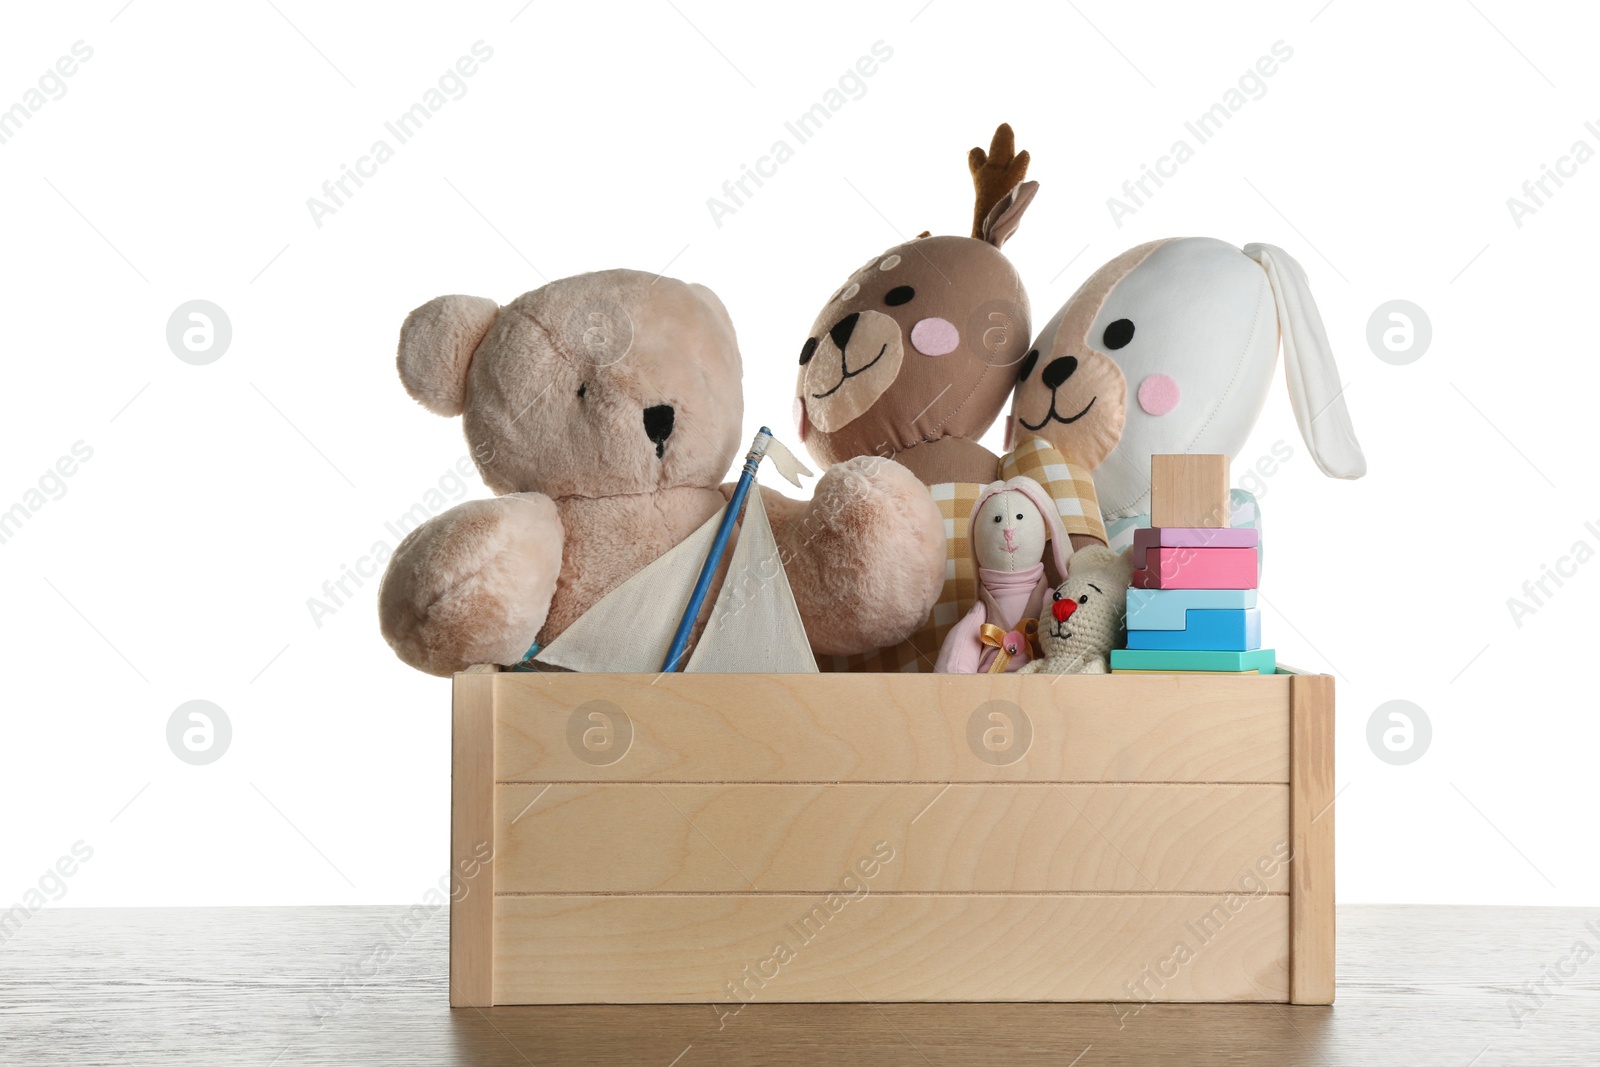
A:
[377,268,945,677]
[790,125,1113,673]
[1005,237,1365,552]
[1016,546,1133,675]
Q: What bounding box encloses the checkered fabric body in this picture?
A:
[823,436,1107,673]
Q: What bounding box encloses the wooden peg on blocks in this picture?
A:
[1151,454,1230,529]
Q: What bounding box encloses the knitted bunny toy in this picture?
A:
[1017,546,1133,675]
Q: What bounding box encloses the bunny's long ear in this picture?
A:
[1244,243,1367,479]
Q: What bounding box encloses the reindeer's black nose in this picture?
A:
[1040,356,1079,391]
[829,312,860,352]
[643,404,675,457]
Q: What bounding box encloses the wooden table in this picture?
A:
[3,906,1596,1065]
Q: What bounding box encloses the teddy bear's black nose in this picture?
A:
[829,312,860,352]
[1040,355,1079,391]
[643,404,675,458]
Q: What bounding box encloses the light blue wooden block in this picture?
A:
[1125,588,1258,631]
[1126,609,1262,651]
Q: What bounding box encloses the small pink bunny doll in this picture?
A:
[935,476,1073,674]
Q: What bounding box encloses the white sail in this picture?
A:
[533,508,723,673]
[686,488,818,674]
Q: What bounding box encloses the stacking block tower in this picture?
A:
[1110,454,1276,674]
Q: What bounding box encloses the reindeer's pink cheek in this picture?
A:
[910,317,959,356]
[1137,373,1180,416]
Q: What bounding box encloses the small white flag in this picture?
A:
[762,434,812,488]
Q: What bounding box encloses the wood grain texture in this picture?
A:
[492,893,1290,1003]
[1289,672,1335,1004]
[494,782,1290,893]
[1150,453,1230,528]
[5,906,1598,1064]
[492,673,1293,783]
[450,671,496,1007]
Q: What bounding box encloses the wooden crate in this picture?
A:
[449,669,1334,1006]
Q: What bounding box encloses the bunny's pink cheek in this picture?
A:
[1137,373,1180,416]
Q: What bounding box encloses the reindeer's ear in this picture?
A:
[397,295,500,417]
[981,180,1038,249]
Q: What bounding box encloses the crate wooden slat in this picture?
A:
[494,673,1292,783]
[1290,672,1336,1004]
[451,670,1335,1006]
[494,782,1289,894]
[492,893,1291,1004]
[448,668,496,1008]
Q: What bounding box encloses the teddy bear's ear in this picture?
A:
[397,295,500,417]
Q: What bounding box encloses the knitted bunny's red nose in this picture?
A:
[1052,598,1077,623]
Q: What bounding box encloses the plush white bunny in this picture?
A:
[1007,238,1366,521]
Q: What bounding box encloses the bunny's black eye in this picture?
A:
[1103,319,1135,350]
[1052,589,1063,601]
[1017,348,1039,381]
[1078,593,1090,604]
[577,383,587,398]
[884,285,915,306]
[992,515,1002,523]
[799,337,819,365]
[1015,514,1024,521]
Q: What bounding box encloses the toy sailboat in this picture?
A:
[531,427,819,674]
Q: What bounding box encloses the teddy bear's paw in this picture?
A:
[783,456,944,656]
[378,494,563,676]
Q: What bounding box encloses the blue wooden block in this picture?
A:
[1126,608,1261,651]
[1125,589,1258,631]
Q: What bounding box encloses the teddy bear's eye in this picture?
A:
[577,383,587,398]
[799,337,818,366]
[1103,319,1135,350]
[884,285,914,306]
[1078,593,1090,604]
[1052,589,1063,601]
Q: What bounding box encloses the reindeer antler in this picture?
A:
[968,123,1030,240]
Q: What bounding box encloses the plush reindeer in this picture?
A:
[792,125,1111,672]
[794,124,1040,486]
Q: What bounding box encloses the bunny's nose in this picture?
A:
[1040,356,1079,391]
[1052,598,1077,623]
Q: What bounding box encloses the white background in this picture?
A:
[2,0,1594,909]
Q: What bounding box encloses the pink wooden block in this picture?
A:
[1130,546,1259,590]
[1133,526,1259,552]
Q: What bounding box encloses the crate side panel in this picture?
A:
[494,674,1292,783]
[494,783,1290,894]
[492,893,1290,1003]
